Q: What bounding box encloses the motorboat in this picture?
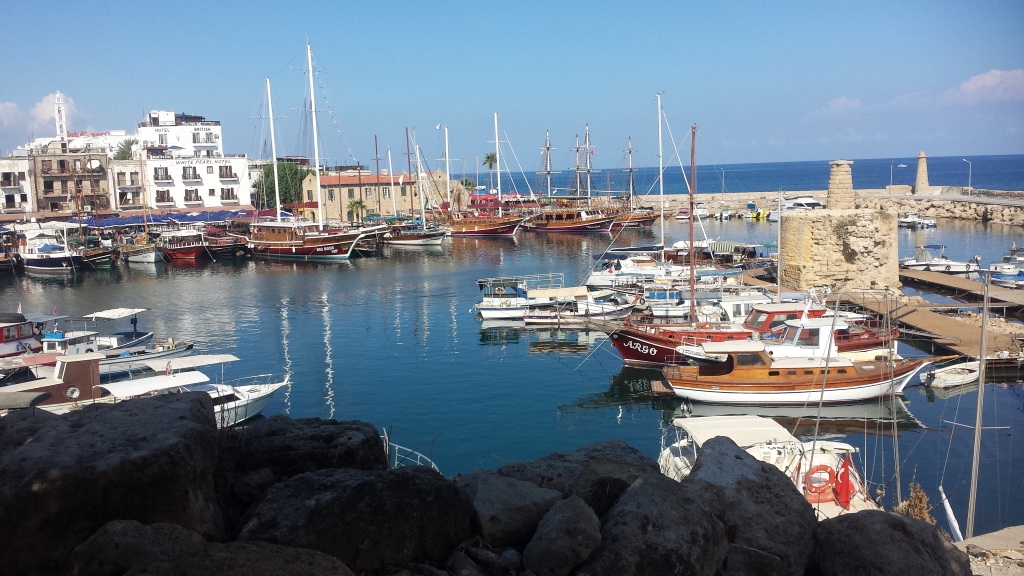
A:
[767,196,825,222]
[0,311,67,358]
[661,340,933,405]
[157,229,209,260]
[474,273,567,320]
[899,245,979,274]
[658,415,880,519]
[988,246,1024,275]
[897,212,937,229]
[12,225,85,273]
[692,202,710,220]
[0,353,286,428]
[522,290,639,325]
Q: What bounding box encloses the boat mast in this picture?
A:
[444,125,452,207]
[387,149,397,217]
[405,127,413,216]
[574,134,582,197]
[494,111,502,217]
[584,124,592,201]
[689,123,697,324]
[777,187,783,303]
[415,143,427,232]
[306,43,324,230]
[966,272,990,538]
[266,78,282,223]
[657,94,664,260]
[374,136,381,214]
[541,130,557,197]
[626,136,635,207]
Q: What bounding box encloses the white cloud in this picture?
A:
[943,69,1024,105]
[29,92,77,134]
[0,102,22,129]
[827,96,862,113]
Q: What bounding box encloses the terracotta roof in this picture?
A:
[317,174,417,186]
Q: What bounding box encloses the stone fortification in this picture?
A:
[915,151,941,195]
[827,160,855,209]
[856,196,1024,226]
[780,208,899,291]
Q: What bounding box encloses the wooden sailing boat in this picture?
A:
[122,143,162,263]
[384,141,445,246]
[445,120,525,236]
[612,137,659,229]
[237,46,386,260]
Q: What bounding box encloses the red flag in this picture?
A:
[835,455,854,510]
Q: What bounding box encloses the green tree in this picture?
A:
[114,139,137,161]
[347,198,366,222]
[254,163,311,208]
[483,153,497,190]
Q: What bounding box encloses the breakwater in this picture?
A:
[0,393,973,576]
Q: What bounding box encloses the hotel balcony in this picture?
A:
[218,172,239,181]
[153,173,173,182]
[182,173,203,182]
[1,178,20,188]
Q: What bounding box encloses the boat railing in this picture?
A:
[223,373,283,388]
[381,428,440,473]
[476,272,565,292]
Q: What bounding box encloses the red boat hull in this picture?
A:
[163,245,207,260]
[451,223,521,236]
[609,326,750,367]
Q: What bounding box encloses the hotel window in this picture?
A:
[154,167,169,180]
[193,133,201,143]
[183,167,199,180]
[347,188,354,199]
[209,188,216,196]
[184,189,200,202]
[158,134,168,145]
[328,189,335,201]
[207,166,214,174]
[218,166,236,178]
[221,188,237,200]
[155,190,172,203]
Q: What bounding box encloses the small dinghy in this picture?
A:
[924,361,980,388]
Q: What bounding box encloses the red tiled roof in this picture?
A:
[317,174,417,186]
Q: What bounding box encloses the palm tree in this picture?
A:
[483,153,497,190]
[114,139,137,161]
[347,198,366,223]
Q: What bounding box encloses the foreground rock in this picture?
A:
[682,436,817,576]
[523,495,601,576]
[455,470,561,547]
[496,439,659,498]
[0,393,221,575]
[216,416,387,535]
[814,510,971,576]
[577,473,727,576]
[72,519,355,576]
[239,466,476,572]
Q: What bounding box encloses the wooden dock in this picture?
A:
[839,291,1021,360]
[898,269,1024,306]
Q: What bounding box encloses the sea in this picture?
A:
[3,154,1023,536]
[480,154,1024,196]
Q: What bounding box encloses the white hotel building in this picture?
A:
[124,110,251,210]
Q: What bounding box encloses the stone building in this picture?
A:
[302,171,422,222]
[779,160,900,291]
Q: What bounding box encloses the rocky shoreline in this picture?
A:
[0,393,979,576]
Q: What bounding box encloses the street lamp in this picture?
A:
[962,158,972,196]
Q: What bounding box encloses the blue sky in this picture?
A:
[1,0,1021,172]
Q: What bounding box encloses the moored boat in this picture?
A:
[899,245,979,274]
[661,340,933,405]
[522,209,617,233]
[447,213,526,236]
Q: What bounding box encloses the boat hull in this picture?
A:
[213,382,287,428]
[163,245,208,260]
[609,326,750,367]
[523,214,617,233]
[449,216,525,236]
[15,252,86,273]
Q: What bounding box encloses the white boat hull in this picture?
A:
[213,382,287,428]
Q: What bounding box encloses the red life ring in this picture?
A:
[805,465,836,494]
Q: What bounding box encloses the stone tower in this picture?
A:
[914,151,929,193]
[826,160,854,209]
[54,91,67,141]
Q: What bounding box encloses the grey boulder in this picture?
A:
[496,439,659,497]
[455,470,561,547]
[523,495,601,576]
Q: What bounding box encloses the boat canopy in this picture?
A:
[528,286,590,299]
[701,341,767,353]
[0,353,60,370]
[783,318,850,330]
[86,308,146,320]
[22,312,69,324]
[0,391,53,410]
[97,371,210,397]
[142,354,239,372]
[671,415,798,448]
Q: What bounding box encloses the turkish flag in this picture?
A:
[835,454,854,510]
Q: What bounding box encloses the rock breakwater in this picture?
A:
[0,392,971,576]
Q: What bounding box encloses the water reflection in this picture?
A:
[479,319,524,345]
[526,327,607,354]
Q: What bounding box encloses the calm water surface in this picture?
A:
[1,217,1021,535]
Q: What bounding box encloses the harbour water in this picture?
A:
[2,216,1022,536]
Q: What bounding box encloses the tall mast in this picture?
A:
[657,94,664,257]
[777,187,783,303]
[266,77,282,222]
[584,124,592,200]
[494,111,502,216]
[374,136,381,215]
[415,143,426,232]
[966,273,990,538]
[405,127,413,216]
[306,43,324,230]
[573,134,582,196]
[541,130,557,197]
[444,125,452,207]
[387,149,397,217]
[626,136,635,206]
[689,123,697,325]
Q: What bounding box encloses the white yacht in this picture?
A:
[899,245,980,274]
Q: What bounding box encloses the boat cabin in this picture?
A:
[763,318,848,359]
[742,303,828,335]
[249,221,318,242]
[1,315,38,357]
[0,352,108,408]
